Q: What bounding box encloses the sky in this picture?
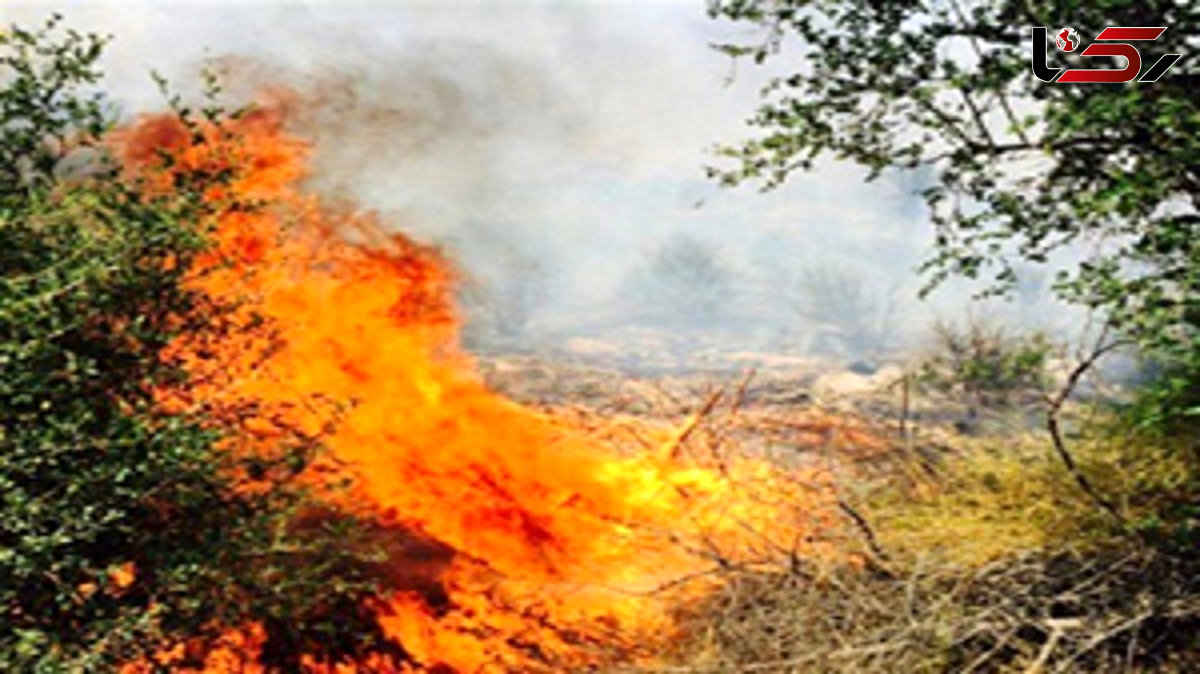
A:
[5,1,1049,357]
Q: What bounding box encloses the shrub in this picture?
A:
[0,16,404,670]
[792,265,899,357]
[917,319,1053,409]
[626,233,736,327]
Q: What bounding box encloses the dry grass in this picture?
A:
[652,546,1200,673]
[646,406,1200,673]
[485,355,1199,672]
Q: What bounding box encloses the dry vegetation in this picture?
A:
[482,349,1200,673]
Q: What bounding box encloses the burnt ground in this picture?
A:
[472,345,1054,480]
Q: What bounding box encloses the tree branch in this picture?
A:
[1043,326,1129,526]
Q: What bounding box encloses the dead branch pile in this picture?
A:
[655,546,1200,673]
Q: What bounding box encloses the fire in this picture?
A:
[116,104,837,672]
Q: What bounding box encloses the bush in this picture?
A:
[0,16,404,670]
[626,233,736,327]
[791,265,899,357]
[1126,359,1200,435]
[917,319,1053,409]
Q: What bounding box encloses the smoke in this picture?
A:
[110,102,839,672]
[8,0,1078,364]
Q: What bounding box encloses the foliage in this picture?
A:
[707,0,1200,407]
[917,319,1053,408]
[0,16,405,671]
[1125,358,1200,433]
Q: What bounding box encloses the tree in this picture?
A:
[0,16,406,670]
[791,264,900,357]
[707,1,1199,412]
[628,233,736,327]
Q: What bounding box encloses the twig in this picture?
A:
[1051,611,1154,673]
[1042,326,1128,525]
[837,500,893,578]
[624,639,912,673]
[1022,621,1066,674]
[728,367,757,417]
[659,389,724,460]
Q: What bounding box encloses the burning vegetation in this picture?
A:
[108,89,845,671]
[4,8,1200,674]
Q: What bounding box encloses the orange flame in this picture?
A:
[116,105,836,672]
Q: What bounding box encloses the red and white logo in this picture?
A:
[1056,27,1079,52]
[1031,26,1182,83]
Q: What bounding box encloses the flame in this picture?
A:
[115,105,837,672]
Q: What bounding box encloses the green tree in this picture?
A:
[707,0,1199,417]
[0,16,407,671]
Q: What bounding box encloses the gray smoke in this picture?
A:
[5,0,1079,366]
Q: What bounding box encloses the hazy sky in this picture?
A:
[6,1,1001,349]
